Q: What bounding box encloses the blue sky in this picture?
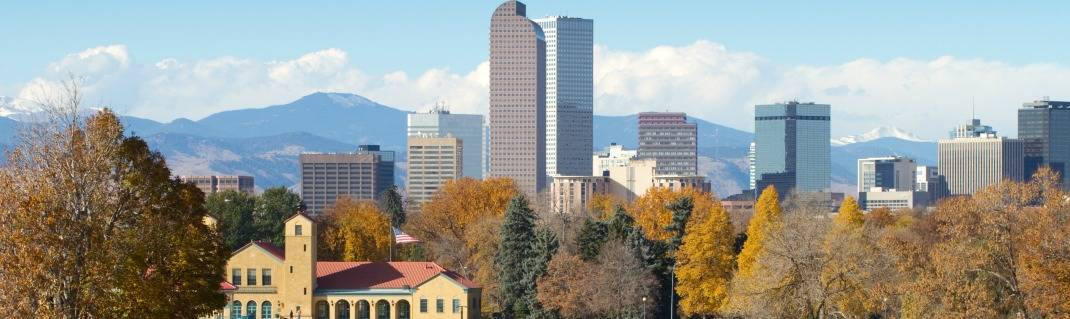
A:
[3,1,1069,138]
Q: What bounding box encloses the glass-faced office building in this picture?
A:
[753,102,831,194]
[1019,99,1070,187]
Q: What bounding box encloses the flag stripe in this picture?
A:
[393,227,420,244]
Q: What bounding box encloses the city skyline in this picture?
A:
[3,2,1070,140]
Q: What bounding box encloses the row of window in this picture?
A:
[232,268,272,286]
[418,298,463,313]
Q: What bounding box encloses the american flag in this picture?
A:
[393,227,419,244]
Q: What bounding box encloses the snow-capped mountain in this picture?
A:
[0,96,40,118]
[832,126,927,146]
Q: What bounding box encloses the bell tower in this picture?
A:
[281,213,317,317]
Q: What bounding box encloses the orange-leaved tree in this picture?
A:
[675,193,735,316]
[318,197,392,261]
[629,187,719,241]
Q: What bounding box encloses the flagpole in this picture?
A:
[390,226,395,262]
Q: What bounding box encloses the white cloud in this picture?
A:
[11,42,1070,139]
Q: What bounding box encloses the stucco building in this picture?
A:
[207,214,480,319]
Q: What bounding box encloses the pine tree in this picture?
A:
[607,204,635,240]
[665,197,694,253]
[737,186,783,277]
[379,186,405,227]
[524,228,559,317]
[577,219,609,261]
[496,194,537,318]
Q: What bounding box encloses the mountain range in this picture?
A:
[0,92,938,197]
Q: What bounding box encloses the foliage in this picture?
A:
[629,187,718,242]
[737,185,782,278]
[576,219,609,261]
[206,190,258,251]
[254,187,303,247]
[496,195,538,318]
[317,197,392,261]
[0,87,226,318]
[537,241,658,319]
[675,195,735,316]
[379,185,405,227]
[834,196,864,229]
[587,193,624,219]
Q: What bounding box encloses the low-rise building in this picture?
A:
[180,175,255,195]
[592,143,637,175]
[858,189,929,211]
[206,213,480,319]
[549,175,607,216]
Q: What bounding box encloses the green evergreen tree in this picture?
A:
[665,197,695,252]
[607,204,635,240]
[577,219,609,261]
[524,228,559,317]
[205,190,257,250]
[254,186,303,246]
[497,194,537,318]
[379,186,406,227]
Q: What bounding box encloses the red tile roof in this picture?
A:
[220,281,238,291]
[316,262,479,290]
[252,241,285,260]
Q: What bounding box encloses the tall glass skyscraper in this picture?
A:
[407,108,485,179]
[533,16,593,177]
[753,102,831,194]
[1019,99,1070,187]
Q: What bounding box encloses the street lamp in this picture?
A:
[641,297,647,319]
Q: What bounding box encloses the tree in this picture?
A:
[576,219,609,261]
[205,190,257,251]
[523,228,559,317]
[317,198,392,261]
[497,195,538,318]
[834,196,864,229]
[254,186,303,247]
[630,187,718,241]
[587,193,624,219]
[0,84,227,318]
[737,186,782,277]
[537,241,659,319]
[822,196,889,317]
[675,196,735,317]
[379,185,405,227]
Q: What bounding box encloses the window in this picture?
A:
[229,301,241,319]
[453,299,461,313]
[247,269,257,285]
[295,224,303,235]
[261,301,272,319]
[246,301,257,319]
[290,266,293,273]
[231,269,241,285]
[436,299,444,313]
[419,299,427,313]
[262,269,272,286]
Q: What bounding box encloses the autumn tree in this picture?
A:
[206,189,258,250]
[821,196,891,317]
[0,84,227,318]
[587,193,624,219]
[675,195,735,317]
[737,186,782,277]
[629,187,718,241]
[254,186,303,247]
[317,197,392,261]
[537,241,658,319]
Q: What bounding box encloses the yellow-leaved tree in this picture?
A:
[822,196,886,316]
[318,197,392,261]
[629,187,718,241]
[737,186,782,277]
[834,196,864,228]
[675,196,735,316]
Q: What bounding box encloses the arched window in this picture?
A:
[230,301,242,319]
[396,300,410,319]
[375,300,390,319]
[246,301,257,319]
[261,301,272,319]
[357,300,371,319]
[336,300,351,319]
[315,300,330,319]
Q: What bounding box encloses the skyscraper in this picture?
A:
[938,119,1024,195]
[637,112,698,176]
[407,108,484,179]
[857,156,916,193]
[355,145,395,198]
[753,102,831,194]
[533,16,594,178]
[1019,98,1070,186]
[406,136,463,207]
[299,153,382,215]
[489,0,546,197]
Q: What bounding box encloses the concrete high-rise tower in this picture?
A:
[407,108,484,179]
[938,119,1024,195]
[533,16,593,178]
[637,112,698,176]
[489,0,547,197]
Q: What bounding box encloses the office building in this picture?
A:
[857,156,916,193]
[637,112,698,176]
[748,142,757,190]
[406,136,464,207]
[180,175,255,195]
[753,102,831,195]
[407,108,485,179]
[549,175,606,216]
[592,143,637,175]
[858,189,929,211]
[203,213,480,319]
[1019,98,1070,186]
[915,166,949,203]
[533,16,594,178]
[938,119,1025,195]
[355,145,395,198]
[604,158,710,202]
[489,0,547,197]
[299,153,381,216]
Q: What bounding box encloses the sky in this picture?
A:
[3,0,1069,139]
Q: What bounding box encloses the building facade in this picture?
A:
[937,119,1025,195]
[533,16,593,178]
[407,109,485,179]
[489,0,547,197]
[604,158,709,202]
[915,166,949,203]
[406,136,464,207]
[206,214,480,319]
[355,145,395,198]
[753,102,831,195]
[592,143,637,175]
[857,156,916,193]
[858,189,929,211]
[1019,99,1070,186]
[549,175,606,216]
[180,175,255,195]
[637,112,698,176]
[299,153,382,215]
